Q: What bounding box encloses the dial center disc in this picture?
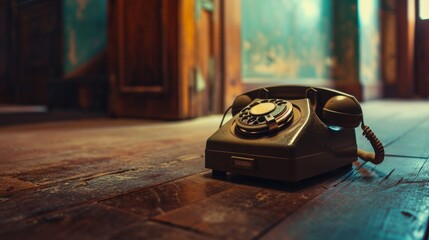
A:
[249,102,276,116]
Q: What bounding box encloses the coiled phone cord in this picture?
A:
[357,122,385,164]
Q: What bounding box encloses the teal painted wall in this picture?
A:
[241,0,333,82]
[358,0,381,84]
[241,0,381,87]
[63,0,107,74]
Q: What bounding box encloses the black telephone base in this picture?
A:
[205,98,358,182]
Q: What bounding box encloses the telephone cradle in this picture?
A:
[205,85,384,182]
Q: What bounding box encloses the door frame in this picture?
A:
[179,0,223,117]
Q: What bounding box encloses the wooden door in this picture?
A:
[109,0,222,119]
[415,0,429,97]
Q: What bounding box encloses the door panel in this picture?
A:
[109,0,179,119]
[120,0,164,91]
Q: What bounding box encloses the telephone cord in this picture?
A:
[357,123,385,164]
[219,106,232,129]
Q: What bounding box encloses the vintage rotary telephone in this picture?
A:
[205,85,384,182]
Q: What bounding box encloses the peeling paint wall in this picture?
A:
[63,0,107,74]
[241,0,333,82]
[241,0,381,87]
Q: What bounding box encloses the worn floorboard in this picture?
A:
[261,157,429,240]
[0,101,428,239]
[153,170,348,240]
[0,204,213,240]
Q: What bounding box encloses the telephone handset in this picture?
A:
[206,85,384,182]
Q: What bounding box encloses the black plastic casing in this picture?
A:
[205,99,357,182]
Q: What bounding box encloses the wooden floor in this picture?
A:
[0,100,428,240]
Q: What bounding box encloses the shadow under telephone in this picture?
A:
[205,85,384,182]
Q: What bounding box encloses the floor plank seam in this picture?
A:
[79,167,140,182]
[96,169,211,203]
[149,218,220,239]
[95,201,153,221]
[252,212,295,240]
[384,154,428,159]
[384,117,429,148]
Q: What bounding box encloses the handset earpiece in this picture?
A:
[231,88,270,116]
[231,95,252,116]
[322,95,362,128]
[218,94,252,129]
[322,95,384,165]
